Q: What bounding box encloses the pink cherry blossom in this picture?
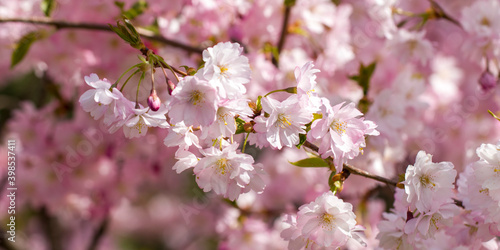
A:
[200,41,251,99]
[281,191,362,249]
[168,75,219,127]
[254,95,312,149]
[308,98,379,171]
[403,151,457,213]
[193,143,266,201]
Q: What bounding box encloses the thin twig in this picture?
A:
[272,5,292,67]
[39,207,62,250]
[0,17,204,54]
[140,47,188,77]
[302,141,398,186]
[87,218,109,250]
[0,230,18,250]
[429,0,462,28]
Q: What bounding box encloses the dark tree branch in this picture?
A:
[302,140,398,186]
[0,17,204,54]
[272,5,292,67]
[87,218,109,250]
[39,207,62,250]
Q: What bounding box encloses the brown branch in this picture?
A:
[140,47,188,77]
[0,17,204,54]
[0,229,18,250]
[87,217,109,250]
[302,141,398,186]
[272,5,292,67]
[429,0,462,28]
[39,207,63,250]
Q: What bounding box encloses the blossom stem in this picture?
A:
[115,63,142,89]
[302,140,398,186]
[136,71,146,108]
[264,87,297,97]
[120,69,141,92]
[150,63,155,90]
[0,17,204,53]
[241,132,250,153]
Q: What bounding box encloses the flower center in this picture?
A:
[219,66,229,75]
[319,213,335,230]
[215,158,230,175]
[133,117,146,134]
[480,17,491,27]
[330,120,347,134]
[189,90,204,105]
[419,174,435,188]
[217,108,231,126]
[479,188,489,195]
[276,113,292,128]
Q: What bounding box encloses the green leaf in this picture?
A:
[263,43,279,64]
[289,157,329,168]
[109,19,144,49]
[11,31,44,68]
[114,1,125,10]
[296,122,312,148]
[349,62,376,96]
[256,96,262,111]
[141,19,160,35]
[117,0,148,20]
[180,66,197,76]
[41,0,56,17]
[234,117,247,134]
[331,0,340,6]
[296,134,307,149]
[284,0,296,7]
[327,171,337,191]
[109,23,132,43]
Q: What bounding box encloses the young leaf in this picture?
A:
[123,0,149,20]
[41,0,56,17]
[234,117,247,134]
[11,31,44,68]
[295,122,312,148]
[289,157,329,168]
[284,0,296,7]
[349,62,376,96]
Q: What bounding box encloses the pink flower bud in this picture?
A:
[148,89,161,111]
[167,79,175,95]
[478,70,497,92]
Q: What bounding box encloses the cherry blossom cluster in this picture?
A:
[3,0,500,249]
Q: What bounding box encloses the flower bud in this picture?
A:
[478,70,497,92]
[167,79,175,95]
[147,89,161,111]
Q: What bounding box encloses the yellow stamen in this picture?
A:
[189,90,204,105]
[480,17,491,26]
[319,213,335,230]
[276,113,292,128]
[419,175,436,188]
[220,66,228,74]
[215,158,230,175]
[330,120,347,134]
[134,118,146,134]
